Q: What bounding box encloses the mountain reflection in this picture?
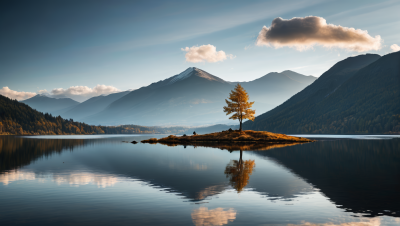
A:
[0,136,87,172]
[2,135,398,219]
[254,139,400,218]
[191,207,236,226]
[224,150,255,192]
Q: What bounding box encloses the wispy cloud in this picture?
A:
[0,87,36,101]
[181,45,235,63]
[45,85,121,101]
[256,16,382,52]
[390,44,400,52]
[0,85,121,102]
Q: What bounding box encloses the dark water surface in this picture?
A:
[0,135,399,226]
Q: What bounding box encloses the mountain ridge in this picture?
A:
[80,67,315,126]
[21,95,79,115]
[244,52,400,134]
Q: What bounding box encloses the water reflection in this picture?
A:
[159,141,301,151]
[254,139,400,217]
[224,150,256,193]
[1,135,399,223]
[191,207,236,226]
[52,172,119,188]
[288,218,381,226]
[0,170,36,185]
[0,170,119,188]
[0,136,87,171]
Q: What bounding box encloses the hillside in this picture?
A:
[242,70,316,114]
[244,52,400,134]
[21,95,79,115]
[81,67,315,126]
[0,95,103,135]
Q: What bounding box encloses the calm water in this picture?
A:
[0,134,399,226]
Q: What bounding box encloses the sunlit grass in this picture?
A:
[141,130,313,151]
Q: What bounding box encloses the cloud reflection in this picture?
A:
[52,172,119,188]
[191,207,236,226]
[0,171,36,185]
[0,170,119,188]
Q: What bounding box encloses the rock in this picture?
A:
[131,141,138,144]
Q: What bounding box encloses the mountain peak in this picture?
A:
[167,67,227,85]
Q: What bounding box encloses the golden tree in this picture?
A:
[224,151,256,193]
[223,84,255,131]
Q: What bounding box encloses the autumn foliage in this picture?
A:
[223,84,255,131]
[225,157,256,192]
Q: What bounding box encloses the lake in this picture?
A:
[0,134,399,226]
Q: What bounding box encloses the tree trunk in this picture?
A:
[239,119,242,131]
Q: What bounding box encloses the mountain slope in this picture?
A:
[242,70,316,114]
[61,91,130,120]
[83,67,234,126]
[21,95,79,115]
[81,68,316,126]
[244,53,400,134]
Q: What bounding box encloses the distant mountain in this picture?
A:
[21,95,79,116]
[0,94,188,135]
[244,53,400,134]
[60,91,130,121]
[82,67,316,126]
[83,67,233,126]
[242,70,316,114]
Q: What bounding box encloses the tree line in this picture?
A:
[0,95,186,135]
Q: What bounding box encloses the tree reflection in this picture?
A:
[224,150,255,193]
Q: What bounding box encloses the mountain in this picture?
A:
[21,95,79,115]
[242,70,316,114]
[60,91,130,121]
[244,52,400,134]
[83,67,233,126]
[81,67,316,126]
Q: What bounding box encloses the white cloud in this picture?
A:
[0,87,36,101]
[256,16,382,52]
[46,85,121,102]
[38,89,48,94]
[390,44,400,52]
[0,85,121,102]
[181,45,235,63]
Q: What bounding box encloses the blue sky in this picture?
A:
[1,0,399,101]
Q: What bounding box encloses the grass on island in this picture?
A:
[141,130,312,144]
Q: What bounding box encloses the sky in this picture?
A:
[1,0,400,102]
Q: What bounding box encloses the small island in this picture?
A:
[141,130,313,151]
[141,84,313,151]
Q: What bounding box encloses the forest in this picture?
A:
[0,95,186,135]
